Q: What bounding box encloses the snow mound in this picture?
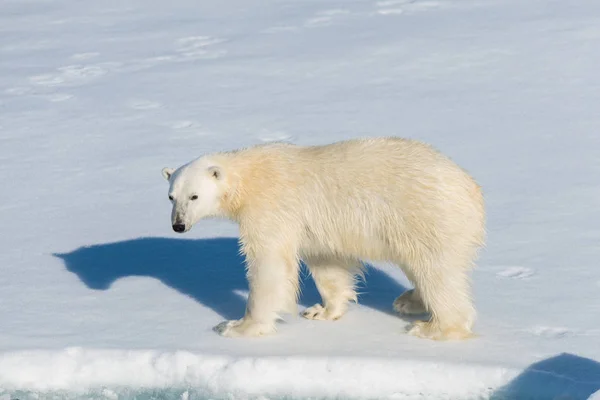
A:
[1,350,600,399]
[0,348,514,399]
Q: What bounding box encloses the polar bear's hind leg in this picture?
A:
[404,256,476,341]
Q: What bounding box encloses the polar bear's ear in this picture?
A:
[162,167,175,181]
[208,166,222,180]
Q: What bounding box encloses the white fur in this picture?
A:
[162,137,486,340]
[162,160,225,232]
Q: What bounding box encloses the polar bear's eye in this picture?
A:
[190,195,198,201]
[168,195,174,201]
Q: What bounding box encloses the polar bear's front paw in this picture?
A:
[213,319,276,338]
[301,303,345,321]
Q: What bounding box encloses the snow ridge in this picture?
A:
[0,348,515,399]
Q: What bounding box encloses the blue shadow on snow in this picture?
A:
[491,352,600,400]
[54,237,408,321]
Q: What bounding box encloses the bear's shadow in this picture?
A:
[54,237,409,321]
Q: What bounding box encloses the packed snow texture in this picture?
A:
[1,0,600,398]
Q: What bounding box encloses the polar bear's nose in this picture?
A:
[172,224,186,233]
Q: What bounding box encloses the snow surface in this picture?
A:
[1,0,600,398]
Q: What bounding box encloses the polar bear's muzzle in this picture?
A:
[172,223,186,233]
[171,207,191,233]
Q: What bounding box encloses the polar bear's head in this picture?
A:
[161,157,228,233]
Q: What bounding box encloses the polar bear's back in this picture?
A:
[233,137,485,264]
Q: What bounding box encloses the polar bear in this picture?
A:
[161,137,485,340]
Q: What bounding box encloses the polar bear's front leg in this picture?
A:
[214,254,300,338]
[302,256,362,321]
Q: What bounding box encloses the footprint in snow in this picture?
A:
[496,266,535,280]
[377,0,408,5]
[374,0,452,16]
[171,120,197,130]
[304,9,350,27]
[4,87,33,96]
[70,52,100,61]
[46,93,74,102]
[174,36,227,60]
[374,0,406,15]
[409,0,445,9]
[258,132,294,143]
[262,26,299,34]
[128,100,162,110]
[528,326,574,339]
[168,121,212,137]
[29,63,120,87]
[376,8,404,15]
[4,87,73,102]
